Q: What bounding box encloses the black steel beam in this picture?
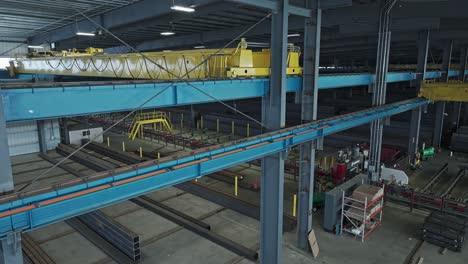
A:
[56,143,115,171]
[82,139,142,164]
[132,196,258,261]
[78,211,141,262]
[39,153,86,177]
[139,198,211,230]
[421,163,449,193]
[176,182,296,232]
[441,169,465,198]
[43,150,141,262]
[22,233,55,264]
[66,218,135,264]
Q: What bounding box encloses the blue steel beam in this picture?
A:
[1,71,461,122]
[0,98,428,238]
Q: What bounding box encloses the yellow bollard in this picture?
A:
[234,176,238,197]
[323,156,328,170]
[293,194,297,217]
[107,136,110,147]
[216,119,220,133]
[139,147,143,158]
[330,156,335,169]
[201,116,204,129]
[231,121,235,135]
[122,142,126,152]
[246,123,250,137]
[168,112,171,122]
[157,152,160,159]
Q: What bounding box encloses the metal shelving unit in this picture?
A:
[340,188,384,242]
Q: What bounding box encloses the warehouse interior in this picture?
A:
[1,0,468,263]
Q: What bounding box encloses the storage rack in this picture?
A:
[340,189,384,242]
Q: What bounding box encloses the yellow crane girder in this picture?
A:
[9,39,302,80]
[419,81,468,102]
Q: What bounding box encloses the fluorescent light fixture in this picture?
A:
[287,33,301,38]
[27,45,43,49]
[160,31,175,36]
[194,45,206,49]
[162,50,172,52]
[76,32,95,37]
[170,5,195,12]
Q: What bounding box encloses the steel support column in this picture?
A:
[433,41,452,148]
[297,0,321,251]
[0,98,22,263]
[433,101,445,148]
[408,106,422,164]
[441,41,453,82]
[0,98,13,194]
[37,120,47,153]
[368,0,397,182]
[458,47,467,128]
[61,118,70,144]
[451,102,462,129]
[464,104,468,125]
[0,233,22,264]
[459,47,467,82]
[260,0,288,263]
[408,30,429,165]
[415,30,430,91]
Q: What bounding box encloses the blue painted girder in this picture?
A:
[0,71,457,122]
[0,98,429,238]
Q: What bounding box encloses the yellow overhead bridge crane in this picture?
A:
[419,81,468,102]
[9,39,302,79]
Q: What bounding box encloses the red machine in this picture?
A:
[333,163,347,184]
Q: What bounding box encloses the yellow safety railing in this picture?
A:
[128,111,173,140]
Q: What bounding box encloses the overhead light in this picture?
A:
[76,32,95,37]
[194,45,206,49]
[287,33,301,38]
[170,5,195,12]
[160,31,175,36]
[27,45,43,49]
[162,50,172,52]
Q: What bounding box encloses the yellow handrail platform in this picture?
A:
[128,111,172,140]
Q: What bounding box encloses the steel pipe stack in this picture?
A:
[421,212,467,252]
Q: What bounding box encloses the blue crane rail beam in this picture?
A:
[0,70,459,122]
[0,98,429,238]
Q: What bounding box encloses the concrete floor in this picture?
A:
[8,125,468,263]
[408,150,468,201]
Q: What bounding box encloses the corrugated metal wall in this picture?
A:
[7,121,40,156]
[0,40,27,57]
[7,119,60,156]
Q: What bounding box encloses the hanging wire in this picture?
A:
[18,11,273,192]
